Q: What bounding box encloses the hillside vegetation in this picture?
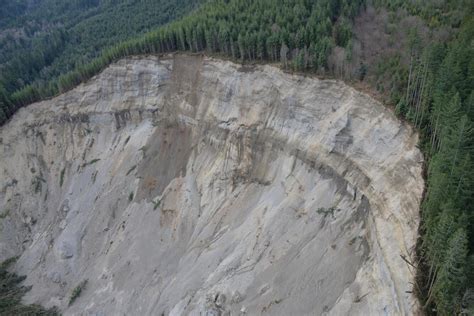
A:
[0,257,58,315]
[0,0,473,314]
[0,0,200,118]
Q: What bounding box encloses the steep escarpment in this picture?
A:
[0,55,424,315]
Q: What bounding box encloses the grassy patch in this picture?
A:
[128,192,134,202]
[69,279,88,306]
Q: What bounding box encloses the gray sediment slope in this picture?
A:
[0,55,424,315]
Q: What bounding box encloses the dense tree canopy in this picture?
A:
[0,0,201,121]
[1,0,366,118]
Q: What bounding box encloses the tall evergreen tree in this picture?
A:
[434,228,469,315]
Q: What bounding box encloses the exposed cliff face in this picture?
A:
[0,55,424,315]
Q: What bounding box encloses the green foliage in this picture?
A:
[0,0,201,124]
[334,17,352,47]
[0,0,365,125]
[152,199,161,210]
[82,158,101,168]
[356,63,367,81]
[69,279,88,306]
[32,176,46,194]
[372,0,469,27]
[362,8,474,314]
[404,11,474,314]
[128,192,134,202]
[0,257,58,315]
[126,165,137,176]
[316,206,339,219]
[0,210,10,219]
[92,170,98,184]
[60,167,66,187]
[433,229,468,315]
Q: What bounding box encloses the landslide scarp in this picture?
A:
[0,55,424,315]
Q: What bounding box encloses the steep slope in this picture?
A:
[0,55,424,315]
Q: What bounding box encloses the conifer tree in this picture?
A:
[434,228,469,315]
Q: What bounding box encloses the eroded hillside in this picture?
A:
[0,55,424,315]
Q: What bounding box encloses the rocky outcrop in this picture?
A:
[0,55,424,315]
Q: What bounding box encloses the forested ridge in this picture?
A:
[0,0,473,314]
[0,0,201,119]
